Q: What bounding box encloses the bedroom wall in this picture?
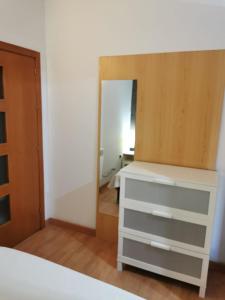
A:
[0,0,51,217]
[44,0,225,262]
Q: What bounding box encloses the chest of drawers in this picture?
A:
[117,161,217,298]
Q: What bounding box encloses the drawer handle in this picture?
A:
[150,241,171,251]
[152,210,173,219]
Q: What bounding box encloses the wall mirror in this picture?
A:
[98,80,137,218]
[97,51,225,244]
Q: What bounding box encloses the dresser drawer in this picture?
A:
[121,236,203,279]
[125,178,210,215]
[123,208,207,250]
[118,162,216,298]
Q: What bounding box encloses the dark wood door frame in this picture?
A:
[0,40,45,229]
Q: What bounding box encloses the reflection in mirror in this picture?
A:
[99,80,137,217]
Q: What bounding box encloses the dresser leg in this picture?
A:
[199,286,206,298]
[117,262,123,272]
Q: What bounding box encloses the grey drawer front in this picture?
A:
[125,178,210,215]
[124,209,206,247]
[123,238,203,278]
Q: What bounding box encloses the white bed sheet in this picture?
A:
[0,247,144,300]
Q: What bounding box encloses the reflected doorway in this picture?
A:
[98,80,137,217]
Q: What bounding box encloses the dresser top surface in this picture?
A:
[120,161,217,187]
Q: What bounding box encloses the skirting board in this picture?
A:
[46,218,96,236]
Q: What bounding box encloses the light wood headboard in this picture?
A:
[99,50,225,170]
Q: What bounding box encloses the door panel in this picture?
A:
[0,46,43,247]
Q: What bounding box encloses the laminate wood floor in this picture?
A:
[99,185,119,217]
[15,224,225,300]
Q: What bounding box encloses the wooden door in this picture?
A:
[0,42,44,247]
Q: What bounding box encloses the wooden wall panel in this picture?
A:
[99,50,225,170]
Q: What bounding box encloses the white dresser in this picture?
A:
[117,161,217,298]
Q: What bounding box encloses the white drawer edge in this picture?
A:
[119,231,209,259]
[119,227,210,255]
[121,173,216,192]
[118,255,202,287]
[120,198,211,226]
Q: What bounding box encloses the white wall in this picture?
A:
[0,0,50,217]
[100,80,132,186]
[0,0,45,52]
[45,0,225,261]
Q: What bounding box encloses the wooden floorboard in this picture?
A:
[99,185,119,217]
[15,224,225,300]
